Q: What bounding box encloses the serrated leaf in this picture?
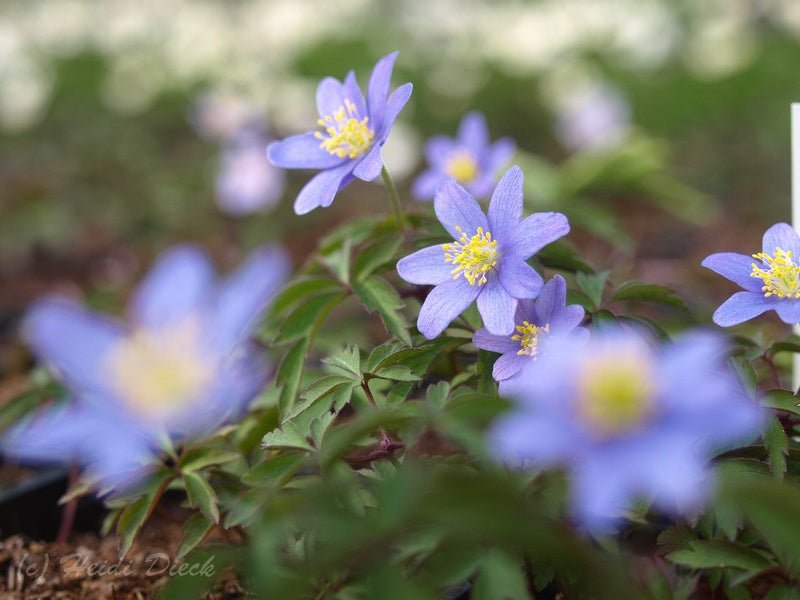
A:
[274,292,344,345]
[183,472,220,524]
[536,241,594,273]
[667,540,774,571]
[472,550,530,600]
[761,389,800,416]
[284,376,357,422]
[729,355,757,398]
[576,270,609,310]
[371,364,420,382]
[426,382,450,408]
[242,453,308,488]
[116,471,173,558]
[321,237,352,283]
[179,448,240,473]
[374,337,464,377]
[177,513,214,560]
[352,276,411,346]
[269,277,342,317]
[477,350,497,395]
[322,345,362,379]
[262,421,314,451]
[353,236,402,282]
[765,414,788,481]
[365,341,404,372]
[610,281,687,311]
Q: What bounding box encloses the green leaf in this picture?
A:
[183,472,220,524]
[370,364,420,382]
[116,471,173,558]
[610,281,687,311]
[729,356,757,398]
[477,350,497,395]
[274,292,344,345]
[352,276,411,346]
[322,345,362,379]
[177,512,214,560]
[321,236,352,283]
[262,422,314,451]
[536,241,594,273]
[576,270,609,311]
[761,389,800,417]
[117,496,152,558]
[472,550,530,600]
[269,277,342,317]
[666,540,774,571]
[764,414,788,481]
[179,448,240,473]
[284,375,357,422]
[242,453,309,488]
[353,236,402,282]
[374,337,464,377]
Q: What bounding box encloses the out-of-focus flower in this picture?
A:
[397,166,569,339]
[190,91,262,142]
[267,52,413,215]
[473,275,586,382]
[702,223,800,326]
[412,111,515,201]
[554,81,631,153]
[3,245,289,491]
[216,129,286,216]
[491,330,764,527]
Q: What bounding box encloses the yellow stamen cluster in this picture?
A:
[751,247,800,299]
[445,151,479,184]
[315,99,375,159]
[443,226,499,286]
[576,353,655,437]
[106,321,212,418]
[512,322,549,357]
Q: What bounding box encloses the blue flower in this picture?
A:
[3,245,289,491]
[473,275,587,382]
[217,128,286,216]
[702,222,800,326]
[412,111,515,201]
[267,52,412,215]
[397,166,569,339]
[491,330,764,528]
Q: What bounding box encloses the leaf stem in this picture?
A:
[381,165,408,235]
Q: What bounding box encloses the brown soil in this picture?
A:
[0,517,244,599]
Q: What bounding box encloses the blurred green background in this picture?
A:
[3,0,800,377]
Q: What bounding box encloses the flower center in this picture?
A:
[445,150,479,184]
[315,99,375,159]
[443,226,499,286]
[512,322,549,356]
[106,320,213,418]
[751,247,800,299]
[576,354,655,436]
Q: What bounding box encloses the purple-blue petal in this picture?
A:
[425,136,458,168]
[533,275,567,321]
[701,252,761,292]
[774,300,800,324]
[487,137,516,173]
[343,70,367,117]
[477,279,517,335]
[367,51,399,128]
[352,144,383,181]
[316,76,346,117]
[129,244,214,329]
[378,83,413,139]
[434,179,488,239]
[497,256,543,299]
[507,212,570,258]
[712,291,775,327]
[473,328,519,354]
[762,222,800,256]
[457,111,489,154]
[293,162,354,215]
[210,246,290,354]
[23,298,124,394]
[549,305,586,334]
[412,170,447,201]
[267,133,346,170]
[487,165,524,241]
[397,245,452,285]
[417,277,480,339]
[493,352,529,381]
